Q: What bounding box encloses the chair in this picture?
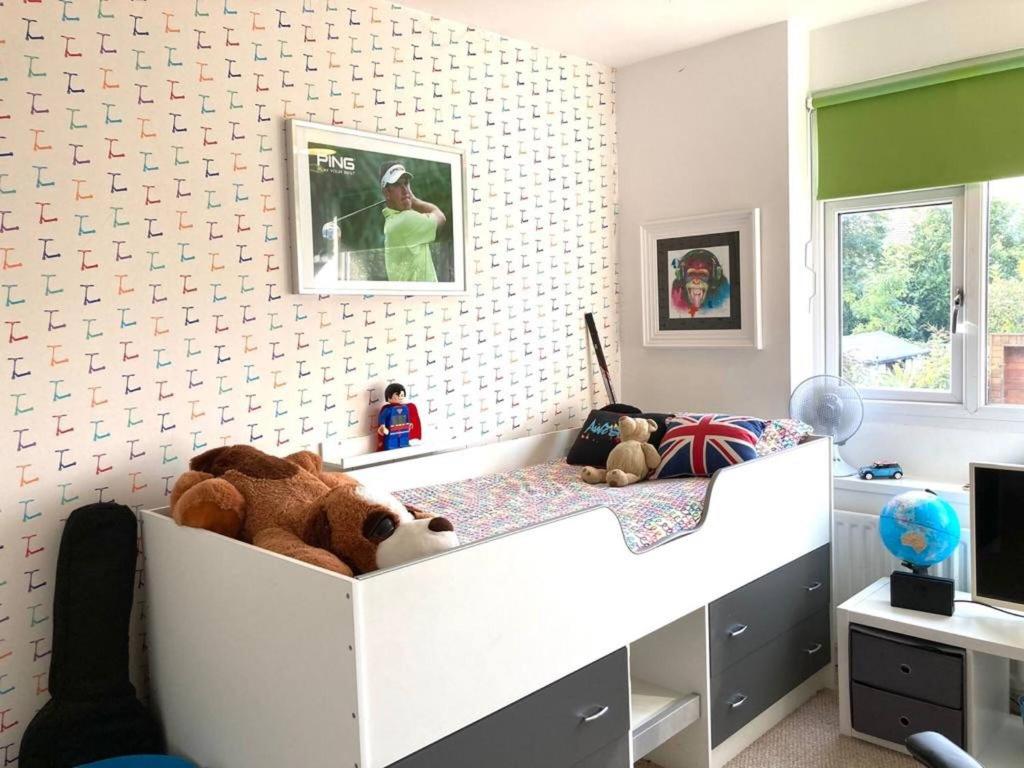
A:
[905,732,983,768]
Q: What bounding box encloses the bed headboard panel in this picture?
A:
[342,428,579,490]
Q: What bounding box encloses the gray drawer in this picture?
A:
[710,544,830,675]
[711,608,830,747]
[851,625,964,709]
[388,649,628,768]
[574,734,629,768]
[851,682,964,748]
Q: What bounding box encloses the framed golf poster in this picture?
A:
[640,209,762,348]
[287,120,467,295]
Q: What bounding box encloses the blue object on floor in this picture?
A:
[77,758,197,768]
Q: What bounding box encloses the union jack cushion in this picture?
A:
[652,413,767,479]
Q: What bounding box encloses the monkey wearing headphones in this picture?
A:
[670,249,730,318]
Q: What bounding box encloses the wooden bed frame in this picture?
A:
[141,430,832,768]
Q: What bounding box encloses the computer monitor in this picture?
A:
[970,462,1024,612]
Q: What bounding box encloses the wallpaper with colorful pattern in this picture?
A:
[0,0,618,756]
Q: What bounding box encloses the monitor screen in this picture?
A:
[973,465,1024,607]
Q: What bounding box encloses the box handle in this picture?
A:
[581,705,610,724]
[727,624,748,638]
[805,581,823,592]
[730,694,748,710]
[804,643,823,655]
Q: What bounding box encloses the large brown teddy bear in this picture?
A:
[170,445,458,576]
[580,416,660,487]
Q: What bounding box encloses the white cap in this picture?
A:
[380,163,412,191]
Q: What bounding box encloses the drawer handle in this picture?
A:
[727,624,749,638]
[730,694,748,710]
[899,715,911,728]
[900,664,912,675]
[581,705,609,724]
[804,643,823,655]
[805,581,823,592]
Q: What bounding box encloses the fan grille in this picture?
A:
[790,375,864,444]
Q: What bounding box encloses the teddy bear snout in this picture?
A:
[375,515,460,570]
[427,516,454,533]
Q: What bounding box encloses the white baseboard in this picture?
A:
[710,666,833,768]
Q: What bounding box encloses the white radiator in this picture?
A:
[833,509,972,608]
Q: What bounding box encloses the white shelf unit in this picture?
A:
[838,578,1024,768]
[977,713,1024,768]
[628,608,709,766]
[321,439,471,471]
[631,678,701,760]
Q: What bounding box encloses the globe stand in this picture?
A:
[901,561,930,576]
[890,569,955,616]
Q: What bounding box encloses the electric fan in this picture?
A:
[789,375,864,477]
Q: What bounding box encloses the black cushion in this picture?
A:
[644,412,671,445]
[597,403,643,415]
[906,732,982,768]
[567,410,672,467]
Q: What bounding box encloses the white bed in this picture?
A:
[141,429,832,768]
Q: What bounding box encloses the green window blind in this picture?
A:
[814,51,1024,200]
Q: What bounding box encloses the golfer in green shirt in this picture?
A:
[379,161,446,282]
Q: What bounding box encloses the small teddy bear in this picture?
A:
[580,416,661,487]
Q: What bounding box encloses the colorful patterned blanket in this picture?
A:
[393,419,812,553]
[395,460,709,553]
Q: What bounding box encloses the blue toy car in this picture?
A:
[858,461,904,480]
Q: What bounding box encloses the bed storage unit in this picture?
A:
[708,544,832,746]
[142,430,832,768]
[389,649,630,768]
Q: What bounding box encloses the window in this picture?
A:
[986,178,1024,406]
[824,176,1024,417]
[825,188,964,405]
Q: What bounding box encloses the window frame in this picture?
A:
[818,181,1024,429]
[823,186,967,405]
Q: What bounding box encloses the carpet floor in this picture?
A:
[636,688,917,768]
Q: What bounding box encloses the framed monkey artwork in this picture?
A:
[640,209,763,349]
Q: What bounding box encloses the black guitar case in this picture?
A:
[20,502,164,767]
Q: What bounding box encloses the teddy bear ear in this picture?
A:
[189,446,230,473]
[647,419,659,431]
[285,450,323,474]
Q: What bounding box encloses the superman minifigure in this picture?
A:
[377,383,422,451]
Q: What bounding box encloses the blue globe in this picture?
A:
[879,490,961,570]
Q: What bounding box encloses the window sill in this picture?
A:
[860,399,1024,432]
[833,475,969,504]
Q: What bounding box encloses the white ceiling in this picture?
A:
[399,0,925,67]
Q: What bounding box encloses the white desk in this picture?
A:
[838,578,1024,768]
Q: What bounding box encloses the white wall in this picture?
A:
[811,0,1024,484]
[617,22,803,417]
[788,22,815,391]
[0,0,617,749]
[616,1,1024,480]
[811,0,1024,91]
[840,420,1024,486]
